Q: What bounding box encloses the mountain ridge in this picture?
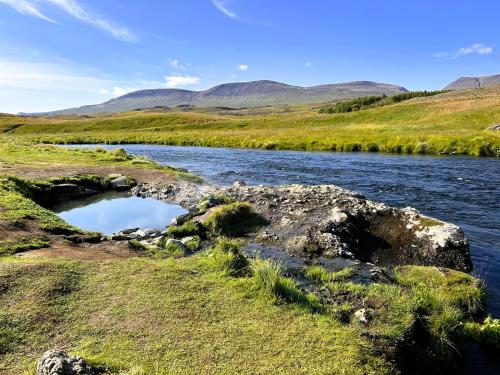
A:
[444,74,500,90]
[26,79,408,116]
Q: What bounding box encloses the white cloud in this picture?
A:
[433,43,493,60]
[112,86,128,97]
[98,88,109,95]
[0,0,55,22]
[169,59,179,69]
[164,75,201,88]
[305,61,312,68]
[211,0,236,19]
[0,0,135,41]
[237,64,248,71]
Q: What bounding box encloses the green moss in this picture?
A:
[463,316,500,350]
[166,220,204,238]
[0,177,81,235]
[305,265,354,283]
[203,202,265,237]
[419,217,442,227]
[146,242,185,259]
[0,236,50,256]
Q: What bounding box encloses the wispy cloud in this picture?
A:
[0,0,135,41]
[237,64,248,71]
[211,0,237,19]
[305,61,312,68]
[0,0,55,23]
[433,43,493,60]
[164,75,200,88]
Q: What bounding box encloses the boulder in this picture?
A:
[36,350,93,375]
[166,238,187,249]
[109,176,134,190]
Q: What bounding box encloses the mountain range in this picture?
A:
[31,80,408,115]
[23,74,500,116]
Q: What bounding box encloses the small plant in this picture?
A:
[305,266,354,283]
[167,221,204,238]
[0,236,50,256]
[463,316,500,350]
[128,239,148,252]
[147,242,185,259]
[184,235,201,252]
[251,258,322,311]
[206,238,248,276]
[203,202,265,237]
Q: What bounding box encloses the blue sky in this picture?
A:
[0,0,499,113]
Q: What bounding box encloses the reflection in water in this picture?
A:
[52,191,187,236]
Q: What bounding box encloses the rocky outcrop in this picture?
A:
[487,124,500,131]
[133,182,472,272]
[36,350,93,375]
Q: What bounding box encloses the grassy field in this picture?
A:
[0,252,484,374]
[1,86,499,156]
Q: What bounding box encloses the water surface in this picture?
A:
[52,191,187,235]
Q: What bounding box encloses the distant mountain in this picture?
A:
[29,80,408,116]
[444,74,500,90]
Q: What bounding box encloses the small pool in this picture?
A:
[52,192,187,236]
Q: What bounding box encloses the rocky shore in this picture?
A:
[130,180,472,273]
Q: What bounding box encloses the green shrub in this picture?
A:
[206,238,248,276]
[203,202,265,237]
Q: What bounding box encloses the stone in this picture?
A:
[109,176,132,190]
[354,308,370,324]
[486,124,500,131]
[36,349,93,375]
[233,180,247,187]
[180,236,195,244]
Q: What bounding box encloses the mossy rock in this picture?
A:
[203,202,266,237]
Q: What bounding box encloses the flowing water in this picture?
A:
[52,191,186,236]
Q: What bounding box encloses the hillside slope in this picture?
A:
[445,74,500,90]
[32,80,408,115]
[4,86,499,156]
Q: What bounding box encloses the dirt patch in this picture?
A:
[0,164,179,185]
[18,240,137,261]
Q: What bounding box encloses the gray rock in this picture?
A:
[354,308,370,324]
[36,349,93,375]
[120,228,139,235]
[48,184,88,199]
[233,180,247,187]
[487,124,500,131]
[180,236,195,244]
[109,176,133,190]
